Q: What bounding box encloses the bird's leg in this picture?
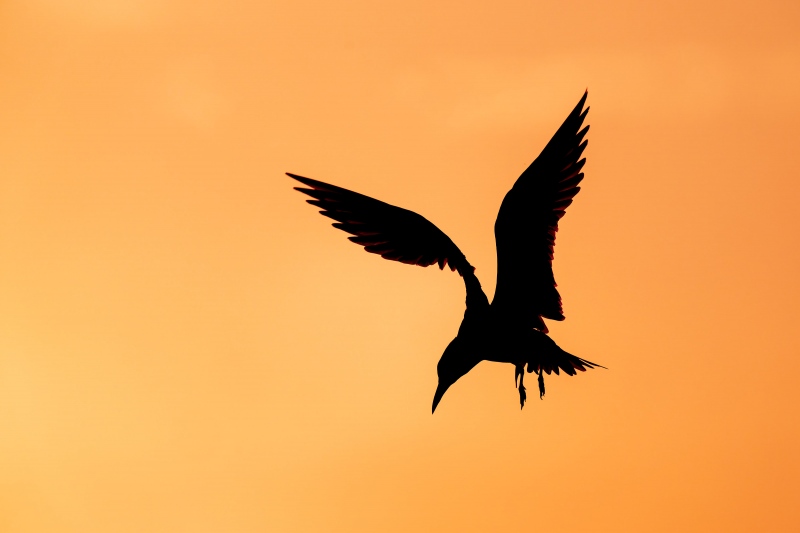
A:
[516,366,527,409]
[538,369,545,399]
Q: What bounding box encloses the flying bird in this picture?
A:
[289,91,603,412]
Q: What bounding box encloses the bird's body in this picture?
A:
[431,268,601,410]
[289,91,603,412]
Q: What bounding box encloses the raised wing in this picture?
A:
[289,172,475,277]
[491,91,590,332]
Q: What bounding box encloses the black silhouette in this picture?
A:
[289,91,603,412]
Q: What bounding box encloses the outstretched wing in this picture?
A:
[289,172,475,277]
[491,91,590,333]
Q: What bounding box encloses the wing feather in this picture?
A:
[288,173,475,277]
[492,91,590,332]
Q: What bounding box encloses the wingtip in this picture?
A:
[287,172,321,189]
[576,90,589,112]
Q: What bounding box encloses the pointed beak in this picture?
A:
[432,381,451,414]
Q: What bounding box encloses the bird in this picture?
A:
[288,90,604,413]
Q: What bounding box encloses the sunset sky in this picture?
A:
[2,0,800,531]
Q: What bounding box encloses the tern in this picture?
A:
[289,91,603,413]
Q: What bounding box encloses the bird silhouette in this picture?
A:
[289,91,603,413]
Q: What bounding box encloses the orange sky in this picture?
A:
[1,0,800,531]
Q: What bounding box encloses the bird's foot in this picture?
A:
[515,366,527,409]
[538,371,545,399]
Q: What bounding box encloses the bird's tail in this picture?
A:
[527,350,605,377]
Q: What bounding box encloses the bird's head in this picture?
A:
[431,336,479,413]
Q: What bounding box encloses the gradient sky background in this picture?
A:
[2,0,800,531]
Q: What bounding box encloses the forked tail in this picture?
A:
[527,351,605,377]
[527,349,604,400]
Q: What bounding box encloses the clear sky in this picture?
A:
[1,0,799,531]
